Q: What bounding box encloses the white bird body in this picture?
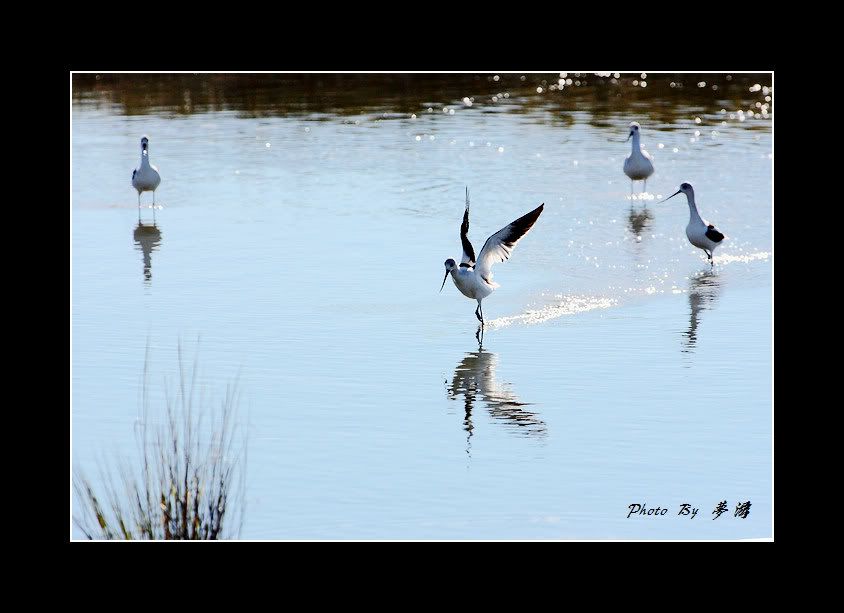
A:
[624,146,654,180]
[132,135,161,220]
[686,210,719,252]
[623,122,654,189]
[441,189,544,339]
[449,264,497,301]
[665,183,725,263]
[132,155,161,193]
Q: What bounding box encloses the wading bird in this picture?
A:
[663,182,725,265]
[132,135,162,221]
[623,122,654,193]
[440,188,544,342]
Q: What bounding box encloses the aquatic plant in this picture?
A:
[72,345,246,540]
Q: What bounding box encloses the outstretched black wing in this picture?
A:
[460,187,476,265]
[475,203,545,280]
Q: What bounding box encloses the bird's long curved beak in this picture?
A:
[658,190,681,204]
[439,270,449,293]
[626,132,632,142]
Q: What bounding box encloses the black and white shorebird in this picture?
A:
[131,135,161,221]
[662,182,725,265]
[623,121,655,193]
[440,188,544,339]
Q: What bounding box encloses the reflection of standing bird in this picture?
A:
[447,349,546,440]
[133,222,162,282]
[623,122,654,193]
[132,135,161,222]
[663,183,725,265]
[440,188,544,343]
[682,271,721,352]
[627,204,654,239]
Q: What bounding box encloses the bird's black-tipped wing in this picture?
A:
[132,169,137,181]
[475,203,545,280]
[706,224,725,243]
[460,187,476,265]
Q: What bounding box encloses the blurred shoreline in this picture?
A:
[72,73,772,124]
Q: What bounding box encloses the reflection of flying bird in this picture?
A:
[627,204,654,239]
[682,271,721,352]
[663,183,726,265]
[440,188,544,342]
[133,222,162,282]
[447,349,546,439]
[623,122,654,193]
[132,135,162,222]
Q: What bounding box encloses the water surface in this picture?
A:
[72,73,772,539]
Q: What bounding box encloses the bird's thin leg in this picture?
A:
[137,192,142,222]
[475,304,482,323]
[643,178,647,193]
[152,191,157,223]
[479,302,484,327]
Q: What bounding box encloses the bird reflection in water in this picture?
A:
[133,222,162,283]
[683,270,721,353]
[447,349,546,454]
[627,204,653,241]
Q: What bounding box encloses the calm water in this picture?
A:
[71,74,772,539]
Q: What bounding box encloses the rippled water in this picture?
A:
[72,74,772,539]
